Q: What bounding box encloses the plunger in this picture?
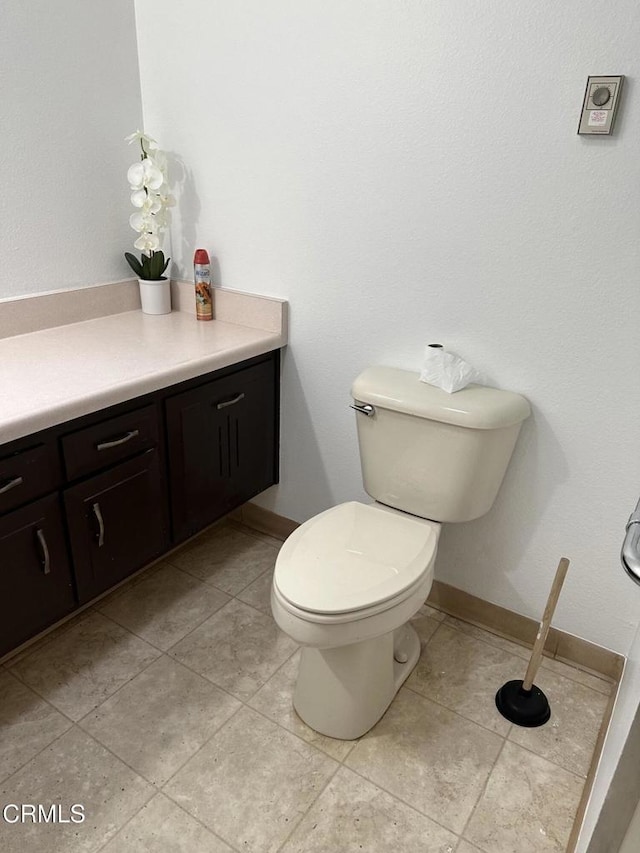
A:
[495,557,570,727]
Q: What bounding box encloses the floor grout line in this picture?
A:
[2,606,98,670]
[402,680,511,740]
[159,793,245,853]
[342,760,463,844]
[457,735,509,849]
[91,778,245,853]
[157,700,248,794]
[272,762,343,853]
[501,735,589,782]
[438,613,614,693]
[96,582,234,654]
[227,517,285,547]
[422,613,612,708]
[0,712,73,788]
[405,620,602,781]
[71,653,246,790]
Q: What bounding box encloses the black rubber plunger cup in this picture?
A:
[495,679,550,727]
[495,558,570,728]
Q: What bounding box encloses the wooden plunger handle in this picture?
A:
[522,557,570,692]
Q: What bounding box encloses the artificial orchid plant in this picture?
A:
[124,130,175,280]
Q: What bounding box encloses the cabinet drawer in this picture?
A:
[0,442,61,516]
[62,405,159,481]
[0,493,76,656]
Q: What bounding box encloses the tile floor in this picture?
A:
[0,521,613,853]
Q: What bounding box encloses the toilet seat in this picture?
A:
[274,501,439,617]
[272,569,431,627]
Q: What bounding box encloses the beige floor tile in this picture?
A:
[164,706,338,853]
[97,563,230,650]
[0,669,71,783]
[507,667,610,777]
[407,623,522,735]
[4,607,96,669]
[456,842,483,853]
[540,655,613,696]
[90,559,166,611]
[345,688,503,834]
[168,524,279,594]
[416,602,447,622]
[236,568,274,615]
[80,656,240,786]
[10,611,160,721]
[228,520,284,548]
[444,616,533,661]
[281,766,458,853]
[101,792,233,852]
[409,611,441,645]
[0,727,153,853]
[444,616,614,695]
[464,741,584,853]
[170,599,297,700]
[249,650,356,761]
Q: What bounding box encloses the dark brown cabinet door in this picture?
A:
[64,449,167,603]
[166,358,277,542]
[0,494,76,656]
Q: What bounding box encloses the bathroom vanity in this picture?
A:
[0,283,287,657]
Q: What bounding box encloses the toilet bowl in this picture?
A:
[272,501,440,739]
[271,365,530,740]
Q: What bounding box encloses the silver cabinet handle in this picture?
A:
[216,392,245,410]
[350,403,375,417]
[96,429,139,451]
[622,497,640,586]
[93,502,105,547]
[36,528,51,575]
[0,475,23,495]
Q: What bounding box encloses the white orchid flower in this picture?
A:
[125,129,157,148]
[147,195,162,215]
[152,148,168,174]
[127,159,164,191]
[130,189,147,208]
[158,183,176,207]
[125,131,173,262]
[134,232,160,255]
[129,212,159,234]
[130,190,163,215]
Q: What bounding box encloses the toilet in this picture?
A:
[271,366,530,739]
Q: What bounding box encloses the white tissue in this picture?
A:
[419,344,483,393]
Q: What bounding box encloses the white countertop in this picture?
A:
[0,308,285,444]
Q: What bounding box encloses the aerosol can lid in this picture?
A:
[194,248,210,264]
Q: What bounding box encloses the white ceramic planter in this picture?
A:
[138,278,171,315]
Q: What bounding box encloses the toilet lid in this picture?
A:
[274,502,439,615]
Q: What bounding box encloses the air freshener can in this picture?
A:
[194,248,212,321]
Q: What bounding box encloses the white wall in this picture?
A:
[0,0,143,298]
[135,0,640,653]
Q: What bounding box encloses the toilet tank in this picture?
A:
[351,366,530,523]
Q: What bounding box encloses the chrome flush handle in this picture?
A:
[350,403,375,417]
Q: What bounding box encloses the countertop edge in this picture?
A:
[0,283,288,446]
[0,331,285,446]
